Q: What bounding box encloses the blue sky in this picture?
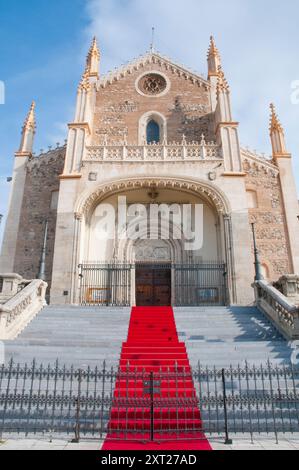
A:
[1,0,299,243]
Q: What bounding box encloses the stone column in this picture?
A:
[229,211,255,305]
[223,214,236,305]
[0,156,29,272]
[71,213,83,305]
[276,156,299,274]
[50,177,81,305]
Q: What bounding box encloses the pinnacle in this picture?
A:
[269,103,284,135]
[208,35,220,58]
[216,65,229,94]
[23,101,36,130]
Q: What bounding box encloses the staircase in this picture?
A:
[3,305,293,368]
[174,306,294,367]
[4,306,131,368]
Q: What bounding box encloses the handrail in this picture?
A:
[254,280,299,340]
[0,279,47,340]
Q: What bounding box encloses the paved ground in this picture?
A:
[3,306,295,368]
[0,435,298,451]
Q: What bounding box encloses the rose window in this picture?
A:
[138,73,167,96]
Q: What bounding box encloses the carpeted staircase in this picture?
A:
[3,305,294,449]
[3,306,293,368]
[102,307,212,451]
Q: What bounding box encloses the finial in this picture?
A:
[86,36,100,77]
[269,103,288,156]
[269,103,284,135]
[87,36,100,63]
[216,65,230,94]
[208,35,220,59]
[207,36,221,79]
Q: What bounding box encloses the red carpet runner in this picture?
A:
[102,307,212,450]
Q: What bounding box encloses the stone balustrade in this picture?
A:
[0,279,47,340]
[84,141,223,163]
[254,280,299,340]
[0,273,27,304]
[274,275,299,305]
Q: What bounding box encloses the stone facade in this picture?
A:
[13,147,66,290]
[242,153,292,279]
[1,38,298,307]
[93,61,214,145]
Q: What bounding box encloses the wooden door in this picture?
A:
[136,266,171,306]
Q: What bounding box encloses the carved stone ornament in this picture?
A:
[138,73,167,96]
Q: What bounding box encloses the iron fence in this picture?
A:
[0,360,298,443]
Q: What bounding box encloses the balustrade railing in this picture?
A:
[84,141,222,163]
[0,279,47,340]
[254,280,299,340]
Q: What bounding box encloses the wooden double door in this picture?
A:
[136,264,172,306]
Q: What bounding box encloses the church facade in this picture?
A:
[1,37,298,307]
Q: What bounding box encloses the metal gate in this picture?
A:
[79,263,132,306]
[174,262,227,307]
[79,262,227,307]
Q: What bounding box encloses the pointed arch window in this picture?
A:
[146,120,160,144]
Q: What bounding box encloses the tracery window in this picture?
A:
[138,73,167,96]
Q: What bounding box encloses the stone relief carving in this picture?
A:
[102,101,139,113]
[95,127,128,137]
[169,103,209,114]
[135,242,171,261]
[102,115,124,125]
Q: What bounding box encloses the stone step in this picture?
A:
[3,305,294,369]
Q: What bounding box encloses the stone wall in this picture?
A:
[13,147,66,290]
[243,159,292,279]
[93,62,214,145]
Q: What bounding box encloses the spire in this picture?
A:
[269,103,288,156]
[216,65,230,96]
[17,101,36,155]
[207,35,221,77]
[24,101,36,131]
[86,36,100,77]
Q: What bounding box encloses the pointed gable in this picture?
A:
[97,52,210,90]
[93,51,214,145]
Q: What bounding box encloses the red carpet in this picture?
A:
[102,307,212,451]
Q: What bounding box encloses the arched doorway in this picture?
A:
[73,177,233,306]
